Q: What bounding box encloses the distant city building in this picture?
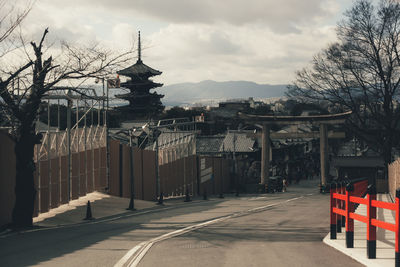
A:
[115,31,164,118]
[218,98,251,110]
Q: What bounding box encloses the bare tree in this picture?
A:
[288,0,400,172]
[0,4,133,227]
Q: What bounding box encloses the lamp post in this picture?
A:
[127,129,135,210]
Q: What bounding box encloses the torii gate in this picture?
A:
[239,111,352,190]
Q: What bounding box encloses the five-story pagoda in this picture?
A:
[116,31,164,118]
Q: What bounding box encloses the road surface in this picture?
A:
[0,180,362,267]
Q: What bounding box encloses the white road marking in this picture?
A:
[128,242,154,267]
[117,195,305,267]
[114,243,146,267]
[248,196,267,200]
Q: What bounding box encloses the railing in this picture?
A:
[330,178,400,265]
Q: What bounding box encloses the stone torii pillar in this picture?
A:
[261,124,270,190]
[319,123,329,187]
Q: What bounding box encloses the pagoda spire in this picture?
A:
[138,31,141,63]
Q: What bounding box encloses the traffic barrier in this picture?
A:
[83,201,94,220]
[127,195,136,211]
[184,187,191,202]
[330,178,400,266]
[157,192,164,205]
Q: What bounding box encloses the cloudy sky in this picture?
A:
[16,0,358,85]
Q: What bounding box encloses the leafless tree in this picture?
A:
[0,3,133,227]
[288,0,400,173]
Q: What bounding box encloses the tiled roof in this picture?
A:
[117,61,162,77]
[196,132,257,154]
[196,136,224,154]
[157,131,195,148]
[222,132,256,153]
[332,156,384,167]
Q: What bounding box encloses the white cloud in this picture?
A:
[145,23,337,85]
[1,0,349,86]
[38,0,340,33]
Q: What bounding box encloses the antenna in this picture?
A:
[138,31,141,62]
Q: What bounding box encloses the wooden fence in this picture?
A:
[108,141,233,201]
[108,140,157,201]
[0,131,16,227]
[1,136,233,228]
[389,158,400,199]
[32,147,106,216]
[0,130,106,227]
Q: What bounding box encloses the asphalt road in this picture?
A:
[0,180,363,267]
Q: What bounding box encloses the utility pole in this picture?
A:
[106,78,110,191]
[154,128,160,199]
[67,96,72,201]
[127,130,135,210]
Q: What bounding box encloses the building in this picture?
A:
[116,31,164,118]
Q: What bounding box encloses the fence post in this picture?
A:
[396,188,400,267]
[346,182,354,248]
[118,143,123,197]
[330,182,337,239]
[337,182,342,233]
[341,180,345,227]
[367,184,376,259]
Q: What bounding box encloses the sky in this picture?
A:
[12,0,358,86]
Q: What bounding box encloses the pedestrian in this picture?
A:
[282,178,287,192]
[295,166,301,184]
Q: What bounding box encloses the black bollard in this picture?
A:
[336,182,342,233]
[184,187,191,202]
[346,183,354,248]
[203,190,208,200]
[84,201,94,220]
[157,192,164,205]
[126,195,136,211]
[330,183,337,240]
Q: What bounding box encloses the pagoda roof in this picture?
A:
[120,80,163,88]
[115,92,164,100]
[117,60,162,77]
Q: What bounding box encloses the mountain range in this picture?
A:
[157,80,288,107]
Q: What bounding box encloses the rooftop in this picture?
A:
[117,61,162,78]
[117,31,162,78]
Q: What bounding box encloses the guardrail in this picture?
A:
[330,178,400,266]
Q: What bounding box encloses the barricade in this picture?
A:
[330,178,400,266]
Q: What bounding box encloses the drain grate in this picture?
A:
[178,242,213,249]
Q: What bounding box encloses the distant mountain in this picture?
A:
[157,80,288,106]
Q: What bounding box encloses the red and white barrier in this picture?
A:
[330,179,400,266]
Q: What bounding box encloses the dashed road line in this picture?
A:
[117,195,304,267]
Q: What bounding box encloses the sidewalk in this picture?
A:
[323,194,395,267]
[33,192,164,227]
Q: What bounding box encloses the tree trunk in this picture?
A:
[11,133,36,228]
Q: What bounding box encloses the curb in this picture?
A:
[323,233,392,267]
[0,197,224,238]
